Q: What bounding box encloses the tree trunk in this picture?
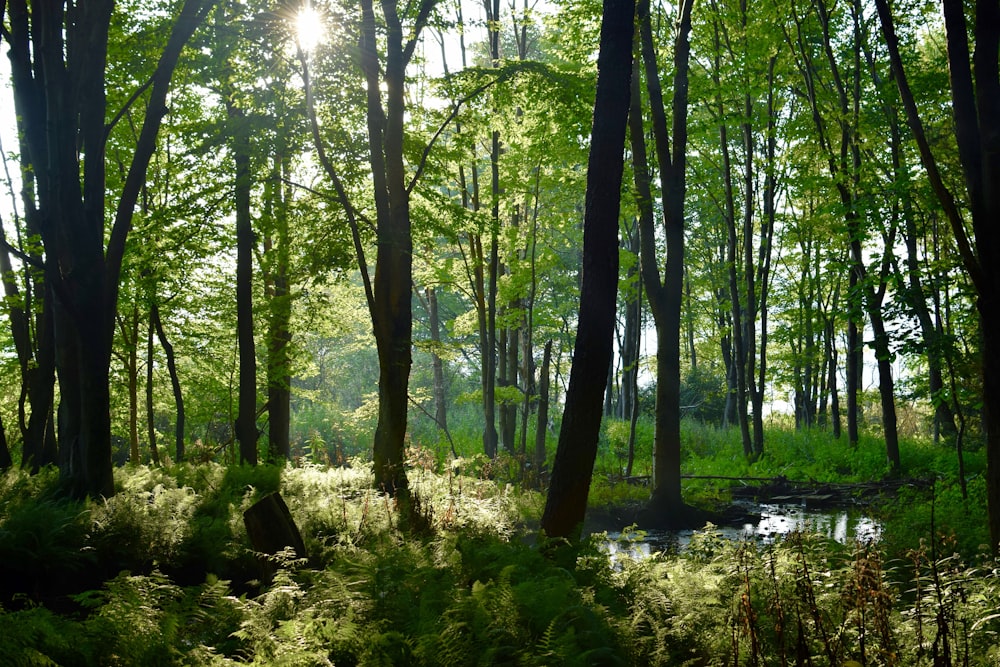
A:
[0,415,11,470]
[145,313,161,466]
[540,0,634,540]
[825,312,842,438]
[485,0,503,460]
[230,103,258,466]
[265,157,292,463]
[533,339,553,482]
[621,220,641,420]
[360,0,437,498]
[427,287,448,431]
[633,0,694,520]
[0,203,55,471]
[5,0,212,497]
[715,85,752,456]
[122,308,141,464]
[499,327,518,452]
[152,303,185,462]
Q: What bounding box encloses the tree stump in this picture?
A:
[242,492,307,574]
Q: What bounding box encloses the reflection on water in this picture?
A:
[603,503,881,563]
[745,503,881,544]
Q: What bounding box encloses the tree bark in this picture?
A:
[540,0,634,540]
[621,221,641,421]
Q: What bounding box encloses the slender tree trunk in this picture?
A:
[426,287,449,431]
[540,0,634,540]
[151,303,185,462]
[485,0,503,460]
[230,103,258,466]
[604,356,616,418]
[621,220,641,420]
[716,93,752,455]
[0,200,55,471]
[825,312,842,438]
[0,415,10,470]
[145,313,160,466]
[499,327,518,452]
[533,339,553,482]
[124,309,141,463]
[265,157,292,463]
[626,302,641,478]
[519,193,541,457]
[685,268,697,370]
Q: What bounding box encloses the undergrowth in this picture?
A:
[1,428,997,666]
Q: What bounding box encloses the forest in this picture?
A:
[1,0,1000,664]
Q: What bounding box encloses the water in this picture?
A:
[602,502,881,563]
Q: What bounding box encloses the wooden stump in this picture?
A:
[243,492,307,567]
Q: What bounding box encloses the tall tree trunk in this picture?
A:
[846,279,861,445]
[540,0,634,540]
[485,0,503,460]
[713,54,752,455]
[230,103,258,466]
[825,310,842,438]
[519,192,541,457]
[265,156,292,463]
[632,0,694,520]
[499,327,518,452]
[0,195,55,471]
[604,356,617,418]
[360,0,438,498]
[120,308,141,463]
[621,220,641,420]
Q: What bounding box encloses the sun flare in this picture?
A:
[295,6,323,52]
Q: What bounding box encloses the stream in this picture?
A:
[603,501,882,562]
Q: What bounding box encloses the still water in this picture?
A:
[603,502,881,562]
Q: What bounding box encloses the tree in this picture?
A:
[629,0,695,521]
[540,0,635,540]
[875,0,1000,548]
[303,0,441,496]
[786,0,901,468]
[3,0,214,497]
